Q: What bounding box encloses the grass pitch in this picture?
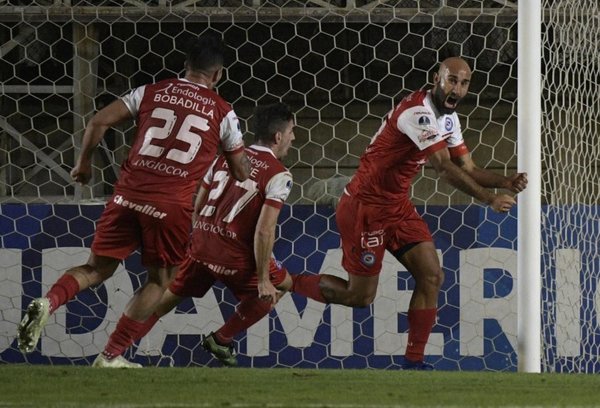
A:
[0,365,598,407]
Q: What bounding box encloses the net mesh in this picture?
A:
[540,0,600,373]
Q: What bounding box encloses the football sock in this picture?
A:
[132,313,160,342]
[216,297,272,344]
[404,308,437,362]
[102,314,145,360]
[291,274,326,303]
[45,274,80,314]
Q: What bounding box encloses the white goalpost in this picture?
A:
[517,0,542,373]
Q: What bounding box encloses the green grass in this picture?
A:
[0,365,598,407]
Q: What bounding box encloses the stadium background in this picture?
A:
[1,0,599,373]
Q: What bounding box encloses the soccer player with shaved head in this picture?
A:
[292,57,528,370]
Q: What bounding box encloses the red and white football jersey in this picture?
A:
[190,145,292,270]
[345,89,468,206]
[115,78,245,206]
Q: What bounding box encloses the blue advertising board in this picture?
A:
[0,203,597,371]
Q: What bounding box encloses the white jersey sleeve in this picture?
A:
[443,112,465,148]
[202,156,219,185]
[396,106,443,151]
[265,171,293,204]
[120,85,146,117]
[220,110,245,152]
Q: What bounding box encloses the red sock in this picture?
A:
[404,308,437,362]
[291,274,326,303]
[216,297,272,344]
[102,314,145,360]
[133,313,160,342]
[45,275,80,314]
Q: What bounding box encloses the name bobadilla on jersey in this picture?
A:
[153,83,216,118]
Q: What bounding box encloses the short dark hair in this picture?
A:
[253,103,294,144]
[185,32,225,73]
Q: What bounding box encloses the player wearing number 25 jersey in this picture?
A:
[93,77,245,266]
[116,77,244,206]
[17,33,251,369]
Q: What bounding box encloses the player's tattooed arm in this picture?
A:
[226,149,251,181]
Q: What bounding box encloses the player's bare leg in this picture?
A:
[18,254,119,354]
[94,265,177,367]
[291,271,379,308]
[319,274,379,308]
[125,265,177,322]
[394,241,444,370]
[397,242,444,310]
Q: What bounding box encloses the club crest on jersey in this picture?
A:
[445,117,453,131]
[360,251,376,267]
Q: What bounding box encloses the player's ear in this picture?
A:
[212,68,223,84]
[274,131,282,145]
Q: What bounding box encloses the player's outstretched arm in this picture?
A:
[429,148,516,213]
[71,99,132,185]
[451,152,528,193]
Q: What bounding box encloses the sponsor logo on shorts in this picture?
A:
[360,229,384,248]
[204,262,238,276]
[113,195,167,219]
[360,251,376,267]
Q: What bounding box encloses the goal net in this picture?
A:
[0,0,593,372]
[540,0,600,373]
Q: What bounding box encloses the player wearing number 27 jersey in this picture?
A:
[166,143,292,309]
[189,145,292,269]
[133,103,296,366]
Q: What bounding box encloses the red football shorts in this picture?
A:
[169,255,288,301]
[91,193,192,267]
[335,192,433,277]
